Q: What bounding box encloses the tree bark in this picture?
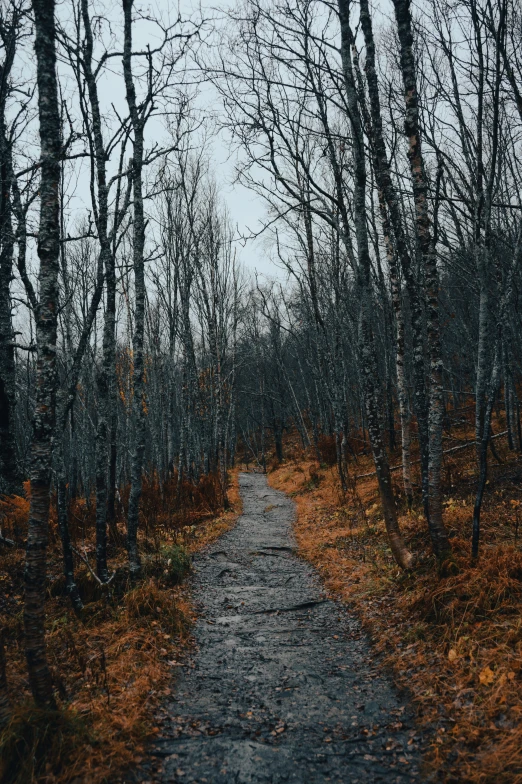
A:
[472,348,500,559]
[392,0,451,559]
[0,9,21,496]
[24,0,61,708]
[0,130,19,496]
[123,0,146,575]
[79,0,115,583]
[337,0,412,570]
[359,0,429,516]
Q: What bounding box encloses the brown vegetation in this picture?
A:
[269,430,522,783]
[0,469,241,784]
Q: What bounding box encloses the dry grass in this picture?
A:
[269,432,522,783]
[0,468,242,784]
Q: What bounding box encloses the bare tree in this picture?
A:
[0,1,26,496]
[24,0,61,708]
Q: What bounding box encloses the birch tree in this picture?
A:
[24,0,61,708]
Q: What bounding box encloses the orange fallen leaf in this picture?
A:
[479,666,495,686]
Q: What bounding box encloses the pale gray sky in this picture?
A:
[53,0,276,280]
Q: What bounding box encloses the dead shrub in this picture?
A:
[413,544,522,626]
[124,579,189,634]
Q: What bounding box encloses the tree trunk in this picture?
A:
[80,0,116,583]
[392,0,451,560]
[107,408,118,530]
[337,0,412,569]
[359,0,430,520]
[472,348,500,559]
[24,0,61,707]
[56,443,83,612]
[0,25,20,497]
[381,199,413,509]
[123,0,146,575]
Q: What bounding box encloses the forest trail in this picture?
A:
[141,474,423,783]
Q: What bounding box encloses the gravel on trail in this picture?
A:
[140,472,424,783]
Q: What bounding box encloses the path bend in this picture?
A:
[142,472,422,783]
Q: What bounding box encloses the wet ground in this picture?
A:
[139,473,424,783]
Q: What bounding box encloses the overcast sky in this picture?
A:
[50,0,388,284]
[60,0,277,279]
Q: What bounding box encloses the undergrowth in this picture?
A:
[0,707,93,784]
[269,426,522,783]
[0,468,241,784]
[159,544,192,586]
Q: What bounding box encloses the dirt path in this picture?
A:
[142,473,423,783]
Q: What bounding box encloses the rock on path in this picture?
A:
[143,473,423,783]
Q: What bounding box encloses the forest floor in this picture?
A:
[0,470,242,784]
[268,424,522,783]
[137,472,422,784]
[3,421,522,784]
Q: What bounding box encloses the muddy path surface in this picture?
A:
[141,473,424,783]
